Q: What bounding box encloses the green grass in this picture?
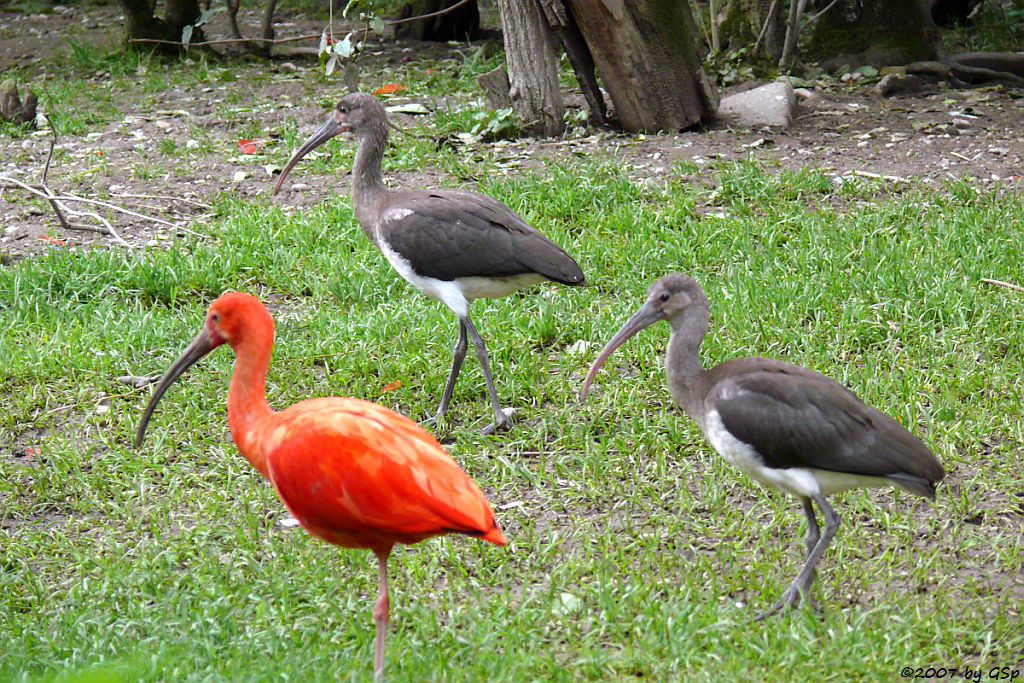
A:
[945,0,1024,53]
[2,154,1022,680]
[3,17,1024,676]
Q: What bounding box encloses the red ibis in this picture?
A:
[135,292,507,678]
[580,273,944,618]
[272,92,584,433]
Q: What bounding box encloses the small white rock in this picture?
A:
[566,339,592,355]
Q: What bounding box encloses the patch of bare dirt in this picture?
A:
[1,5,1022,262]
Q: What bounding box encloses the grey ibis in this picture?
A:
[580,273,945,618]
[273,92,584,433]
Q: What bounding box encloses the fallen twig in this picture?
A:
[117,374,162,388]
[981,278,1024,294]
[1,175,210,243]
[1,83,191,248]
[108,191,211,208]
[851,169,912,183]
[63,222,111,235]
[54,195,179,228]
[389,0,474,25]
[64,204,129,246]
[41,387,145,418]
[0,175,131,246]
[129,33,321,48]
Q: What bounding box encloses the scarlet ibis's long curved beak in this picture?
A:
[135,328,220,448]
[272,114,345,196]
[580,300,664,402]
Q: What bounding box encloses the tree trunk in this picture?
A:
[394,0,482,42]
[117,0,203,49]
[260,0,278,54]
[720,0,784,62]
[495,0,565,136]
[777,0,809,69]
[165,0,202,32]
[538,0,607,125]
[805,0,940,67]
[564,0,717,132]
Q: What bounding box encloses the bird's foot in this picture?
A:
[422,413,461,432]
[755,583,817,621]
[480,408,516,436]
[798,591,819,614]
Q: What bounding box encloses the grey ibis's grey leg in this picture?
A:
[462,314,513,434]
[802,496,821,558]
[426,320,468,427]
[798,497,822,612]
[756,494,840,620]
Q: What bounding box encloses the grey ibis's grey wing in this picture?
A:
[707,358,943,489]
[377,189,584,284]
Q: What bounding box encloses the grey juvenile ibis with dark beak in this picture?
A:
[580,273,945,618]
[273,92,584,433]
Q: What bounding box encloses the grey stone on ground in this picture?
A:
[716,78,796,129]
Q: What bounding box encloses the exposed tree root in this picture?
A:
[900,52,1024,88]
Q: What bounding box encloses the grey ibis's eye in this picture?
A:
[338,105,348,114]
[659,293,670,303]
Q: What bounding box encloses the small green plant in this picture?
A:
[432,104,521,141]
[564,107,589,136]
[706,47,760,86]
[4,0,49,13]
[60,39,144,77]
[470,107,519,139]
[951,0,1024,51]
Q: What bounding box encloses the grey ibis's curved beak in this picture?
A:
[272,113,345,196]
[135,328,220,449]
[579,300,664,401]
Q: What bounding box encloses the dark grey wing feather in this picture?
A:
[378,190,584,284]
[709,358,943,489]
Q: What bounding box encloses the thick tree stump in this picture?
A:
[1,80,37,126]
[564,0,717,132]
[394,0,481,42]
[476,66,513,110]
[496,0,564,136]
[117,0,204,50]
[805,0,939,66]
